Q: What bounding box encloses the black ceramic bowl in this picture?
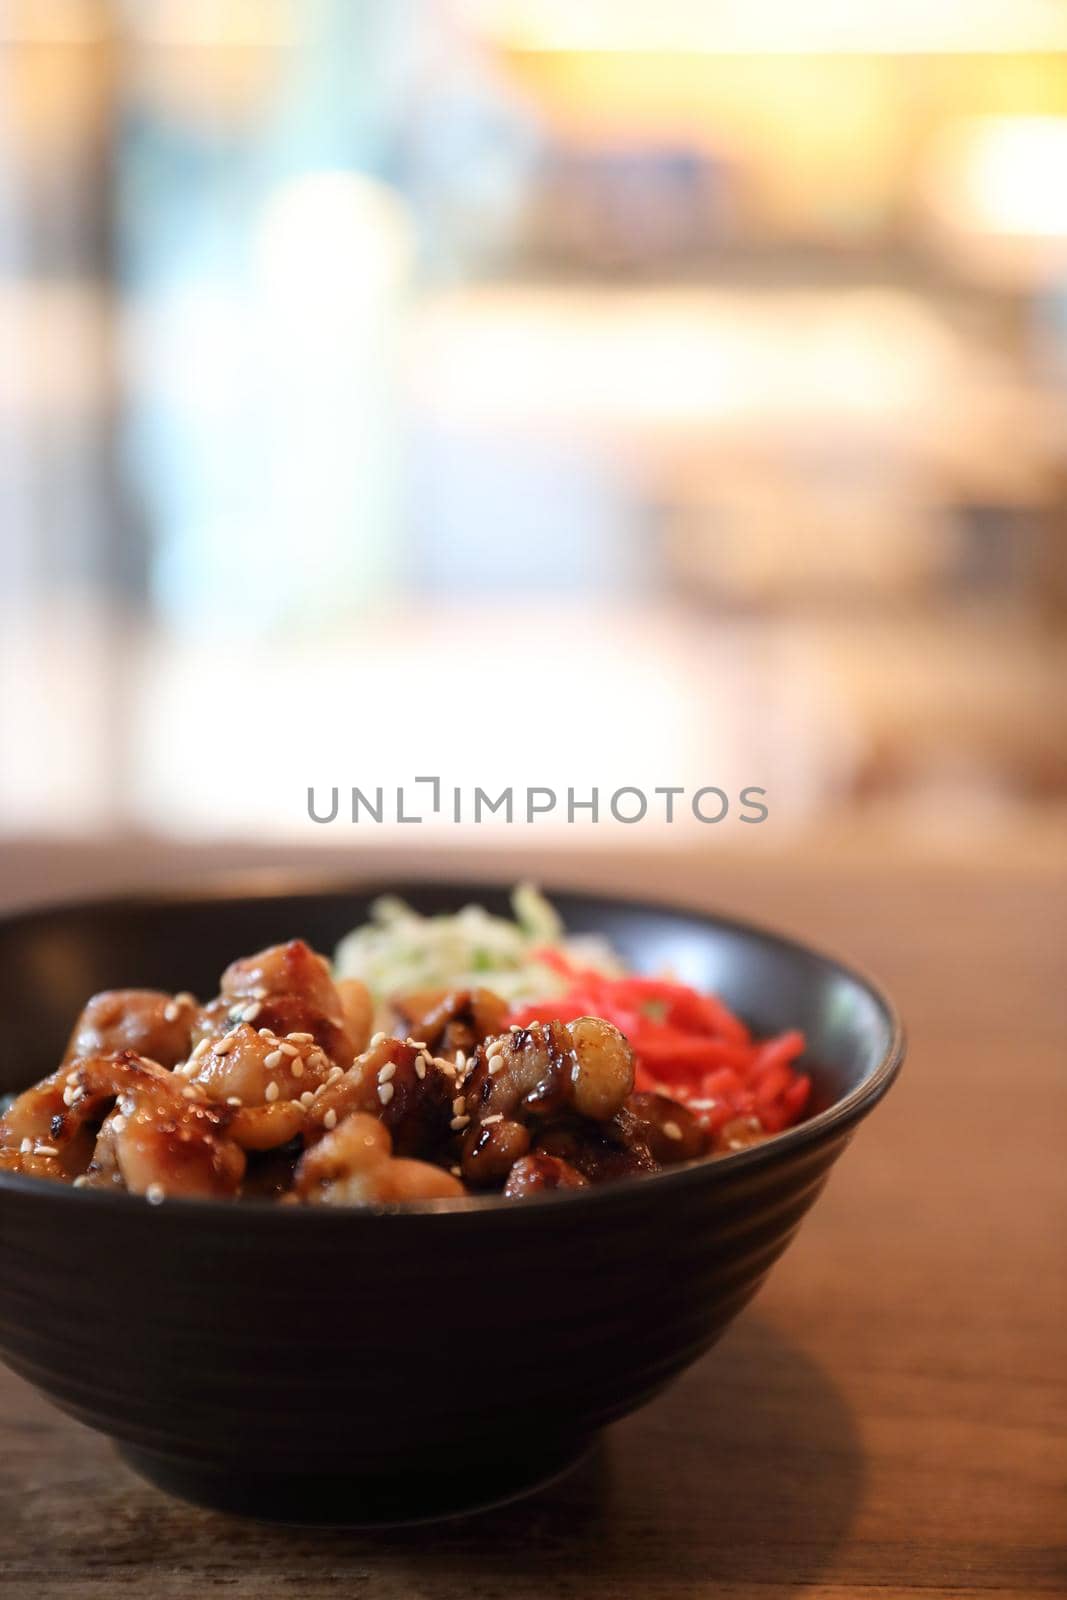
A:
[0,880,903,1523]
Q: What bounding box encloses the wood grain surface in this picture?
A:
[0,842,1063,1598]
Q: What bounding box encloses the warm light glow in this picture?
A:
[461,0,1067,54]
[409,288,953,434]
[928,117,1067,238]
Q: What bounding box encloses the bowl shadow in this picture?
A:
[0,1313,862,1597]
[357,1314,864,1596]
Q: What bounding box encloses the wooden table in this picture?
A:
[0,843,1063,1598]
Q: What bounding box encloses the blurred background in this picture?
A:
[2,0,1066,896]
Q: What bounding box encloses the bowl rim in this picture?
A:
[0,873,906,1221]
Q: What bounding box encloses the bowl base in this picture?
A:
[117,1434,593,1525]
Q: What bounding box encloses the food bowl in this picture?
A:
[0,880,904,1523]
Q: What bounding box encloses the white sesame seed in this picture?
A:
[454,1050,466,1071]
[450,1115,470,1131]
[300,1091,315,1108]
[377,1061,396,1084]
[163,1001,180,1023]
[328,1065,344,1083]
[215,1035,236,1056]
[226,1095,243,1107]
[65,1070,79,1086]
[291,1059,304,1079]
[258,1027,274,1039]
[34,1144,59,1158]
[278,1042,299,1059]
[175,992,197,1008]
[663,1120,683,1141]
[62,1086,76,1107]
[481,1113,503,1125]
[286,1031,314,1043]
[509,1024,521,1032]
[407,1038,428,1050]
[437,1062,456,1079]
[192,1038,210,1059]
[414,1058,426,1080]
[252,986,268,1001]
[181,1087,202,1102]
[72,1175,88,1188]
[111,1115,127,1134]
[452,1096,466,1115]
[450,1165,462,1177]
[486,1039,504,1059]
[264,1081,280,1103]
[323,1108,338,1131]
[145,1182,165,1205]
[488,1060,503,1076]
[377,1082,395,1106]
[19,1137,32,1154]
[263,1049,284,1070]
[242,1002,262,1024]
[370,1032,386,1048]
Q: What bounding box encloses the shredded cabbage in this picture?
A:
[333,884,622,1007]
